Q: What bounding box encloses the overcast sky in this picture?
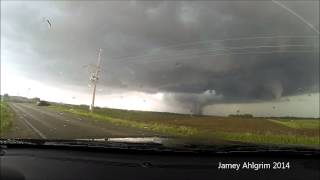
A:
[1,1,319,117]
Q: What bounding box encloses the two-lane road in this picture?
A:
[1,103,160,139]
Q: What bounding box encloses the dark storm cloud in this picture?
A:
[2,1,319,113]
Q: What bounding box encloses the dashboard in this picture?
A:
[1,146,319,180]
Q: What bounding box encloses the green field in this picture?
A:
[0,101,14,134]
[269,119,319,129]
[49,104,320,146]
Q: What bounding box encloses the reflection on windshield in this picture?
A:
[0,1,319,147]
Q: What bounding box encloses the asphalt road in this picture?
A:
[1,103,161,139]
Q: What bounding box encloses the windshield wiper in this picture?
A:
[0,138,169,151]
[1,138,319,156]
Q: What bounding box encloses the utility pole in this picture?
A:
[89,48,102,112]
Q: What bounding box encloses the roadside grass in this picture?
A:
[49,104,320,146]
[269,119,319,129]
[0,101,14,133]
[218,132,319,146]
[50,105,200,137]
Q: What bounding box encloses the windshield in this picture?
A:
[1,0,319,148]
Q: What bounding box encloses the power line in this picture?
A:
[116,43,317,65]
[135,50,317,65]
[108,35,317,62]
[272,0,319,34]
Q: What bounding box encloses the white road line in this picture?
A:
[20,116,47,139]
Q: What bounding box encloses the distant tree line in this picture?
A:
[229,114,254,118]
[1,94,42,104]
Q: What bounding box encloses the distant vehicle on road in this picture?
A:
[36,100,50,106]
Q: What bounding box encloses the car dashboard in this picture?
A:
[1,144,319,180]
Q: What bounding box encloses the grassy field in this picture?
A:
[269,119,319,129]
[49,104,320,146]
[0,101,14,134]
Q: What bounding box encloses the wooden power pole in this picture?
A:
[89,48,102,112]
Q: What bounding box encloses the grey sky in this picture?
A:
[1,1,319,116]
